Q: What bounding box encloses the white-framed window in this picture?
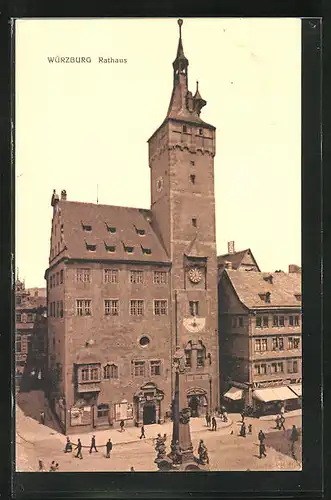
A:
[104,269,119,284]
[255,338,267,352]
[133,361,145,377]
[130,270,143,284]
[104,299,119,316]
[78,364,100,383]
[253,363,267,375]
[272,337,284,350]
[271,362,284,374]
[76,299,92,316]
[103,363,119,379]
[76,268,91,283]
[130,300,144,316]
[153,271,167,284]
[288,359,299,373]
[150,360,161,376]
[288,337,300,349]
[154,300,167,315]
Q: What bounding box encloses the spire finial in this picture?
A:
[178,19,183,38]
[196,80,199,92]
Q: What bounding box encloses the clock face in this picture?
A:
[156,176,164,192]
[188,267,202,283]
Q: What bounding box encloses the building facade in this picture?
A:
[218,265,302,415]
[15,280,47,388]
[45,20,219,433]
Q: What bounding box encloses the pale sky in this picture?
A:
[15,18,301,288]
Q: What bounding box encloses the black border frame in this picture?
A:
[0,3,324,499]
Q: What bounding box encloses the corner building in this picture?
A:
[45,20,219,433]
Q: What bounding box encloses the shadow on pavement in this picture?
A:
[265,428,302,462]
[16,389,62,434]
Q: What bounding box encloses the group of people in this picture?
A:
[38,460,59,472]
[275,414,286,430]
[63,435,113,459]
[205,413,218,431]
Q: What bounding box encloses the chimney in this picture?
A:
[228,241,235,254]
[61,189,67,201]
[289,264,301,274]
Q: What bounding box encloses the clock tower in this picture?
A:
[148,20,219,413]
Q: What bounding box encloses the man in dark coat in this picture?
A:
[120,420,125,432]
[258,430,267,458]
[205,413,211,427]
[106,438,113,458]
[211,416,217,431]
[290,425,299,459]
[89,435,98,453]
[139,425,146,439]
[279,414,286,431]
[239,422,246,437]
[75,438,83,459]
[64,437,72,453]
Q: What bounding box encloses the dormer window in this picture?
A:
[135,227,145,236]
[141,246,152,255]
[259,292,271,303]
[125,246,134,254]
[85,242,96,252]
[82,222,92,232]
[106,224,116,233]
[105,243,116,253]
[263,275,273,284]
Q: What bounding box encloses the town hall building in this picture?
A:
[45,19,220,433]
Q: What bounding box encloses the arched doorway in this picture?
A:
[143,401,156,424]
[186,387,208,418]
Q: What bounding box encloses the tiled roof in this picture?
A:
[225,269,302,309]
[58,201,169,263]
[217,248,260,271]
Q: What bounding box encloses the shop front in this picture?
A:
[252,385,299,415]
[223,386,245,413]
[134,382,164,426]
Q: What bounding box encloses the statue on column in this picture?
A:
[173,346,186,374]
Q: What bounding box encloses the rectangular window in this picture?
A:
[90,367,99,380]
[279,337,284,350]
[197,350,204,367]
[60,301,63,318]
[273,315,279,327]
[76,299,92,316]
[255,339,261,352]
[130,300,144,316]
[16,313,21,323]
[185,351,192,368]
[254,364,267,375]
[255,339,267,352]
[289,315,294,326]
[294,315,300,326]
[189,301,199,316]
[288,360,298,373]
[263,316,269,327]
[256,317,262,328]
[288,337,300,349]
[60,269,64,284]
[190,174,196,184]
[56,272,59,286]
[150,360,161,376]
[56,301,60,318]
[192,218,197,227]
[82,224,92,231]
[130,270,143,284]
[26,313,34,323]
[134,361,145,377]
[50,276,53,289]
[238,317,244,327]
[279,316,285,327]
[80,365,100,382]
[104,299,119,316]
[261,339,267,351]
[103,363,118,379]
[293,360,298,373]
[154,300,167,316]
[278,362,284,373]
[76,268,91,283]
[153,271,167,284]
[104,269,118,283]
[81,368,89,381]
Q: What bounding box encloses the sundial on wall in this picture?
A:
[183,317,206,333]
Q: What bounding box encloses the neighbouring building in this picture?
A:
[44,19,219,434]
[218,262,302,415]
[15,280,47,388]
[217,241,261,276]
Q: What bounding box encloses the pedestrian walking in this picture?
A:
[248,424,252,434]
[275,415,281,430]
[74,438,83,459]
[120,420,125,432]
[258,430,267,458]
[205,412,211,427]
[89,435,98,453]
[130,466,135,472]
[139,425,146,439]
[290,425,299,460]
[223,410,228,423]
[211,416,217,431]
[49,461,57,472]
[40,411,45,425]
[239,422,246,437]
[106,438,113,458]
[241,411,245,423]
[38,460,45,472]
[279,414,286,431]
[64,437,72,453]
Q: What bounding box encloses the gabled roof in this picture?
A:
[55,200,169,264]
[217,248,260,272]
[224,269,302,309]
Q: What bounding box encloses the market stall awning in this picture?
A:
[223,387,243,401]
[253,386,299,403]
[288,384,302,397]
